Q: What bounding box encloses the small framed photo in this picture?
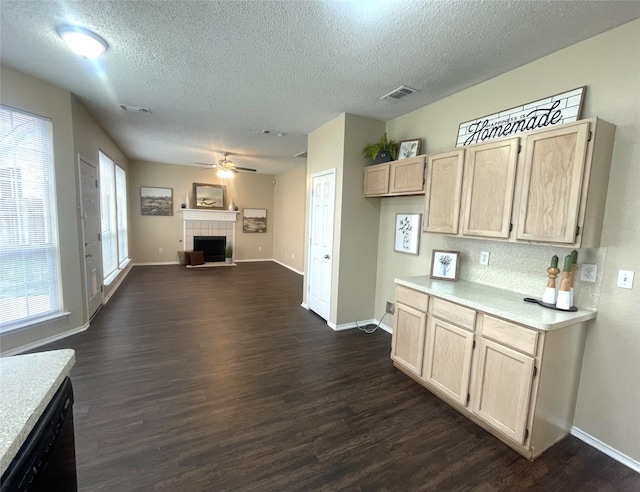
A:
[140,186,173,216]
[193,183,225,209]
[430,250,460,281]
[243,208,267,233]
[394,213,421,255]
[398,139,421,159]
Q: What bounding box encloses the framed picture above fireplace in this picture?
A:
[193,183,225,210]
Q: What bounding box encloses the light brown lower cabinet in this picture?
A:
[391,284,587,460]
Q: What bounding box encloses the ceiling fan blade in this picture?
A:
[194,162,218,168]
[235,166,257,172]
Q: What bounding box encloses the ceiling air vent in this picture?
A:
[380,85,418,101]
[119,104,152,114]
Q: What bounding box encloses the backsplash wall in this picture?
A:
[444,237,606,310]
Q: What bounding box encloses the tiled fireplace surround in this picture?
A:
[182,210,238,259]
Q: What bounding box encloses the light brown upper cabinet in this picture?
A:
[461,138,519,239]
[364,156,426,197]
[423,149,465,233]
[515,119,615,247]
[363,163,390,196]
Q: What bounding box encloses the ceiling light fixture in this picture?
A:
[217,168,234,179]
[57,25,108,59]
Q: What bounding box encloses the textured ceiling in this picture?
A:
[1,1,639,175]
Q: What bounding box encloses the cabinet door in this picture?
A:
[461,138,519,238]
[363,163,390,196]
[389,156,425,195]
[391,303,427,376]
[472,338,535,444]
[424,150,465,233]
[516,123,590,244]
[422,316,474,406]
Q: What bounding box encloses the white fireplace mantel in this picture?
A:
[181,209,238,222]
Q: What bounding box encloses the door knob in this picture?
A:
[324,254,330,259]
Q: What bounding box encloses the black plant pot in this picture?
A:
[374,151,393,164]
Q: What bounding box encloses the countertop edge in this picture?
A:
[0,349,76,477]
[394,278,597,331]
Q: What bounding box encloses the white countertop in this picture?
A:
[395,277,597,331]
[0,349,75,476]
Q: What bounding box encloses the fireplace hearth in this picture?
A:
[194,236,226,262]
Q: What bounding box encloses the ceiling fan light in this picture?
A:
[58,25,108,59]
[217,169,234,178]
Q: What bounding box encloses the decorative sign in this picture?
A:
[455,86,586,147]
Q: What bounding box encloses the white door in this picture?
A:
[79,156,104,319]
[307,170,335,321]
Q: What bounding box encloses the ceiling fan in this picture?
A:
[194,152,257,177]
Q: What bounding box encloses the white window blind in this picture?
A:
[99,151,118,278]
[0,105,62,330]
[115,165,128,265]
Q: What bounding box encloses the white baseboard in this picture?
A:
[133,261,179,266]
[104,262,133,304]
[2,323,89,357]
[571,426,640,473]
[234,258,273,263]
[272,259,304,275]
[300,303,309,310]
[328,319,393,333]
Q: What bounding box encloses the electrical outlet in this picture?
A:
[291,253,294,259]
[386,301,395,315]
[617,270,634,289]
[258,246,262,251]
[159,247,163,253]
[479,251,490,266]
[580,264,597,283]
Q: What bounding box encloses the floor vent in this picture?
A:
[380,85,418,101]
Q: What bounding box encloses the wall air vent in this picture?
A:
[380,85,418,101]
[293,151,307,158]
[119,104,152,114]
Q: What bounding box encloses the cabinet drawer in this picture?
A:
[431,297,476,331]
[481,315,538,356]
[396,285,428,312]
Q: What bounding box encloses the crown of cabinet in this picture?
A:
[421,117,615,248]
[363,155,426,197]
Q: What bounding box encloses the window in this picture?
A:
[0,105,62,330]
[99,151,128,282]
[115,165,128,265]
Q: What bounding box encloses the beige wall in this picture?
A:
[379,20,640,461]
[305,113,385,325]
[71,96,130,302]
[0,66,82,352]
[273,164,306,272]
[128,160,275,263]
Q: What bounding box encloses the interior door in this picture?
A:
[79,156,104,319]
[307,169,335,321]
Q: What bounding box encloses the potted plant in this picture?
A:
[225,244,233,264]
[362,133,399,163]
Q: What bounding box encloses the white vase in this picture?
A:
[542,287,557,305]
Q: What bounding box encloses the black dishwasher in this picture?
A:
[1,377,77,492]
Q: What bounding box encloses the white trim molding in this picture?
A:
[571,426,640,474]
[133,262,180,266]
[273,259,304,275]
[1,323,89,357]
[104,262,133,304]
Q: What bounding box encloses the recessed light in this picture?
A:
[57,25,108,59]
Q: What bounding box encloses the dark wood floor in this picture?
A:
[39,262,638,491]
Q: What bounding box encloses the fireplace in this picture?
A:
[194,236,226,262]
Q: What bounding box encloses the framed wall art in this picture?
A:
[193,183,225,210]
[243,208,267,233]
[394,213,421,255]
[140,186,173,216]
[430,250,460,281]
[398,139,421,159]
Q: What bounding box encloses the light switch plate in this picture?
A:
[580,264,597,283]
[617,270,634,289]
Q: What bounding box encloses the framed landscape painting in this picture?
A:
[243,208,267,233]
[140,187,173,216]
[193,183,225,210]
